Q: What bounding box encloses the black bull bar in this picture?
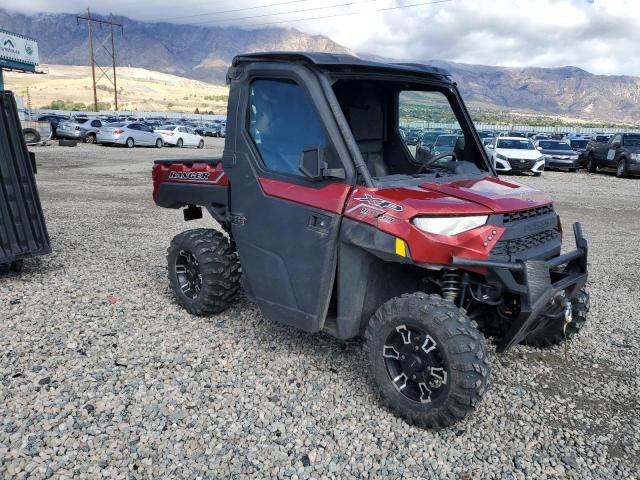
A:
[452,222,588,352]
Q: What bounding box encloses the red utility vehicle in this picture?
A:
[152,53,589,428]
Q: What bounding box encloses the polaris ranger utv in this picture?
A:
[152,53,589,429]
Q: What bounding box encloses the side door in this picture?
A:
[605,134,622,166]
[186,127,198,146]
[127,123,144,144]
[222,69,354,332]
[142,124,157,145]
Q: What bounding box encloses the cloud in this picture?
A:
[4,0,640,75]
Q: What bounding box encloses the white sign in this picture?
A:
[0,29,39,66]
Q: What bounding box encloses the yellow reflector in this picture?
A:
[395,238,407,257]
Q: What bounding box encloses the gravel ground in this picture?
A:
[1,139,639,479]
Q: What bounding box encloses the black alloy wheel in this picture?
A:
[174,250,202,299]
[382,324,448,405]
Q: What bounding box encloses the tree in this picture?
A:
[194,107,200,114]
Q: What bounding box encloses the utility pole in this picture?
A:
[87,8,98,111]
[109,14,119,111]
[76,9,123,112]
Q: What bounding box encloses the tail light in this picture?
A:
[114,129,124,134]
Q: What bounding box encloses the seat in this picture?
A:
[348,104,388,178]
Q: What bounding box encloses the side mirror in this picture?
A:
[537,146,543,150]
[299,147,345,180]
[612,142,621,148]
[487,145,494,149]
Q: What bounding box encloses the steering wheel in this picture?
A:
[418,152,457,173]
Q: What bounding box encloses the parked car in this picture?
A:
[416,134,463,162]
[56,117,104,143]
[498,131,527,138]
[155,125,205,148]
[416,130,448,152]
[535,140,580,171]
[404,129,423,146]
[96,122,164,148]
[585,132,640,178]
[569,138,589,165]
[37,114,68,139]
[486,137,545,175]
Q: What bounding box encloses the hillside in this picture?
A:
[426,60,640,125]
[0,9,351,83]
[4,64,229,113]
[2,9,640,123]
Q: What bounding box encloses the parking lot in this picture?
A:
[1,138,639,479]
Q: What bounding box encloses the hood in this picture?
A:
[419,176,552,213]
[495,148,542,160]
[540,149,579,157]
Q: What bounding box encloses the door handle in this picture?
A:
[308,214,331,233]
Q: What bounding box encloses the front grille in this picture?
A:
[508,158,536,171]
[491,228,560,257]
[503,205,554,224]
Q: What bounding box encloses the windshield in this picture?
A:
[623,136,640,147]
[538,141,572,150]
[420,132,442,144]
[435,135,459,147]
[497,139,535,150]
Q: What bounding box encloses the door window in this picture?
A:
[248,79,327,177]
[91,120,101,127]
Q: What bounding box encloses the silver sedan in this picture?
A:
[96,122,164,148]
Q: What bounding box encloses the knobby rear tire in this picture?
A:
[167,229,241,315]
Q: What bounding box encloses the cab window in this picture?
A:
[248,79,328,177]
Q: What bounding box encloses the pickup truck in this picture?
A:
[585,132,640,178]
[151,52,589,429]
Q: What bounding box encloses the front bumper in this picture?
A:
[57,129,83,139]
[452,222,588,352]
[495,157,545,173]
[545,157,580,169]
[628,162,640,174]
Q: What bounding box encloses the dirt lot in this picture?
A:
[1,139,639,479]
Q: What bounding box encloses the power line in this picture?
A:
[191,0,379,26]
[174,0,453,29]
[225,0,454,28]
[153,0,313,22]
[76,9,124,111]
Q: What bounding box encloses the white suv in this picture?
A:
[486,137,545,176]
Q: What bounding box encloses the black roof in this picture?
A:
[232,52,451,79]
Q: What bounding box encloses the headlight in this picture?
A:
[433,150,441,155]
[413,216,488,236]
[631,153,640,160]
[496,153,507,160]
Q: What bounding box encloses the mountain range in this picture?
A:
[2,9,639,123]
